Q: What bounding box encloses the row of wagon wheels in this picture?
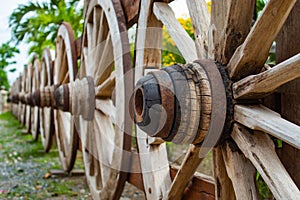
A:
[9,0,300,199]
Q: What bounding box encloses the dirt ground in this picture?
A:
[0,111,217,200]
[0,112,145,199]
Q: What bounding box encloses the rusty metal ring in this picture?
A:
[195,60,227,156]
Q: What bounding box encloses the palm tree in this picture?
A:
[0,42,19,89]
[9,0,83,57]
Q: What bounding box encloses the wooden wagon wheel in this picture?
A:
[30,57,41,141]
[25,63,33,134]
[77,0,132,199]
[39,48,55,152]
[132,0,300,199]
[19,69,27,126]
[53,22,79,172]
[17,76,23,121]
[11,78,19,117]
[13,77,20,117]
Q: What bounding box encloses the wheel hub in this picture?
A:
[132,59,233,145]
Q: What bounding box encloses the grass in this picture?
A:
[0,112,89,199]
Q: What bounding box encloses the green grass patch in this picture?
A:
[0,111,89,199]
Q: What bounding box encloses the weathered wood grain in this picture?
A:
[213,146,236,200]
[228,0,297,80]
[234,104,300,150]
[222,141,259,200]
[153,2,197,62]
[186,0,210,59]
[231,124,300,199]
[276,0,300,188]
[233,53,300,99]
[211,0,254,64]
[167,145,204,200]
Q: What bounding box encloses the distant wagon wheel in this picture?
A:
[25,63,33,134]
[17,76,23,121]
[77,0,132,199]
[132,0,300,199]
[31,57,41,141]
[53,22,79,172]
[39,48,55,152]
[12,78,20,117]
[19,70,27,126]
[11,78,19,117]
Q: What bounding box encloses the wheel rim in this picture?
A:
[25,63,33,134]
[31,57,41,141]
[40,48,54,152]
[53,22,79,172]
[78,0,132,199]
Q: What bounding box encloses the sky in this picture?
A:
[0,0,188,86]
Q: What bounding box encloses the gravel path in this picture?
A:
[0,112,145,199]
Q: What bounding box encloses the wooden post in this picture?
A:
[276,0,300,188]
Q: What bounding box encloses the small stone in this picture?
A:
[43,172,51,179]
[80,189,85,194]
[36,185,42,190]
[17,167,24,173]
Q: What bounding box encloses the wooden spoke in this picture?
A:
[153,2,197,62]
[231,124,300,199]
[186,0,210,59]
[93,112,114,185]
[62,71,69,84]
[234,104,300,150]
[95,99,116,124]
[97,8,108,45]
[228,0,297,80]
[55,38,63,82]
[58,42,68,84]
[82,47,89,76]
[167,145,204,200]
[92,7,101,48]
[95,71,115,98]
[95,33,113,85]
[211,0,255,64]
[87,23,93,51]
[221,141,259,200]
[213,146,236,200]
[233,53,300,99]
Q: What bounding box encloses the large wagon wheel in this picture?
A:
[39,48,55,152]
[132,0,300,199]
[31,57,41,141]
[53,22,79,172]
[77,0,132,199]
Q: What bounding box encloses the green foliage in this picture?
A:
[162,18,194,66]
[9,0,83,57]
[0,42,20,89]
[256,0,268,15]
[256,172,273,199]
